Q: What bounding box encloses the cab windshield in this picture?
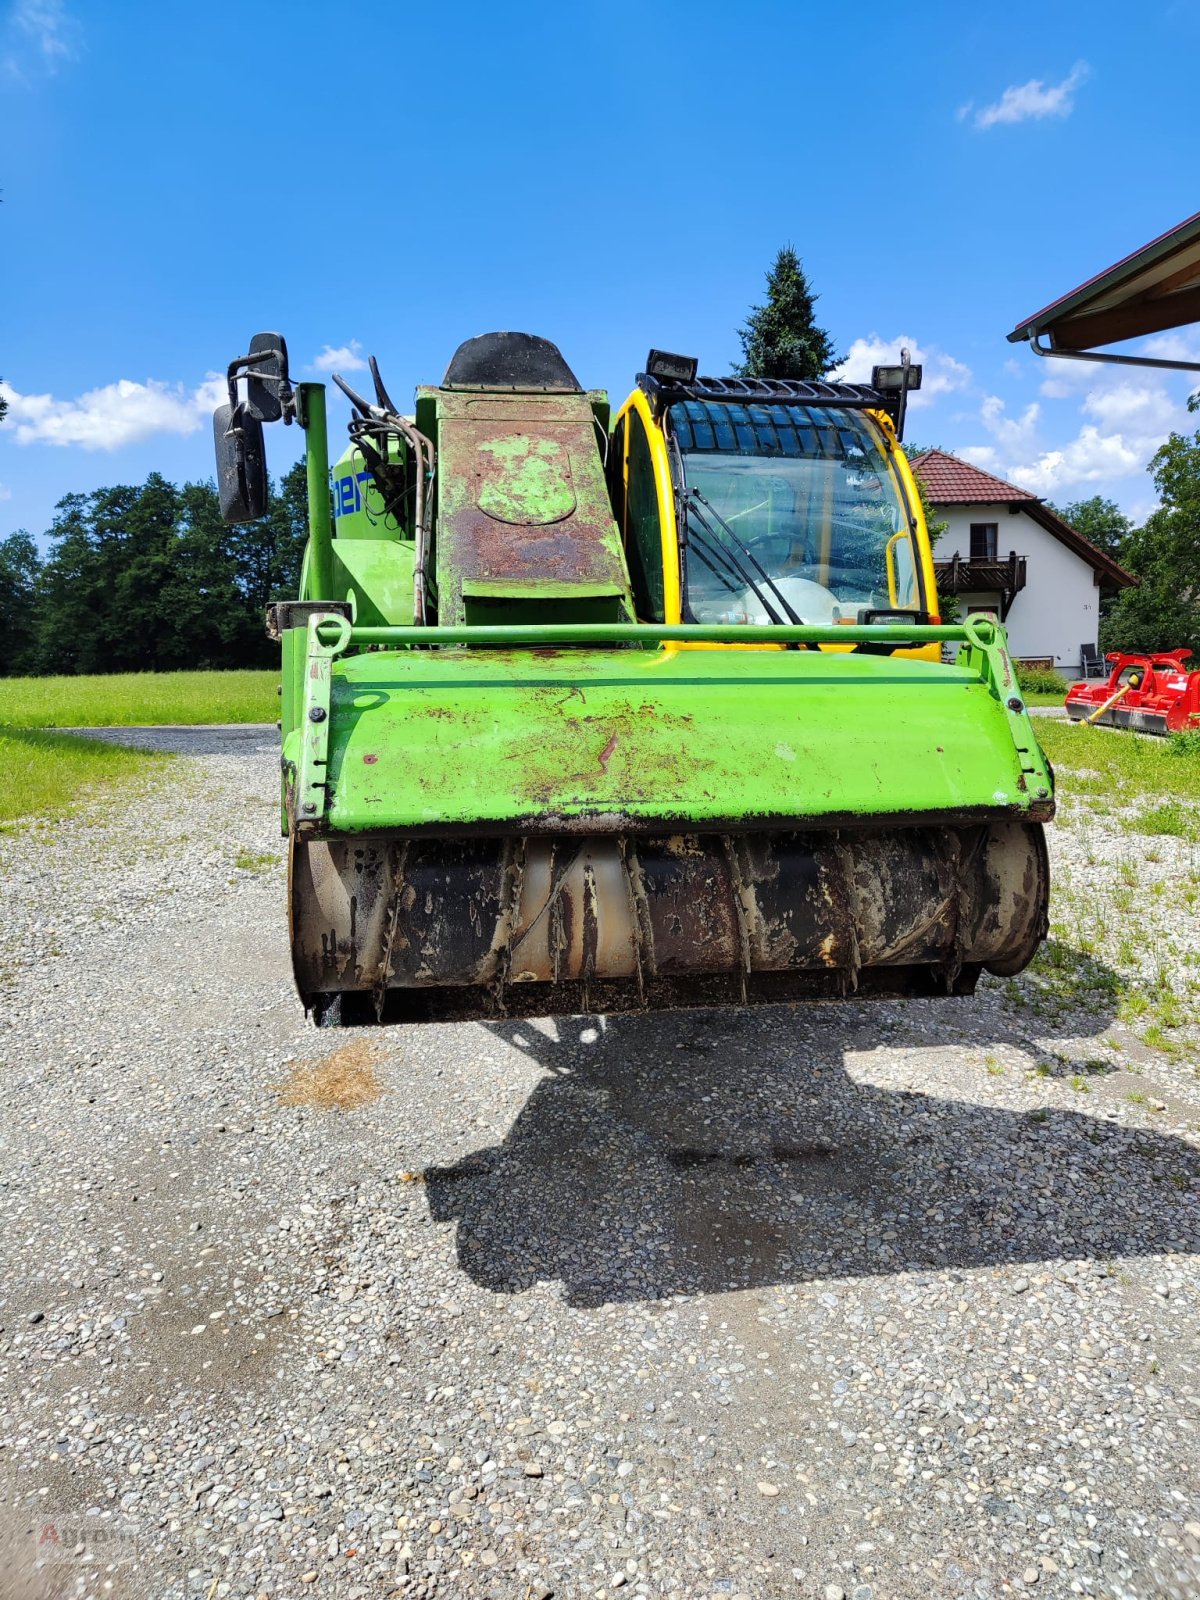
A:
[671,400,920,626]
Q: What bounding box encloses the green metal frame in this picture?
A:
[297,382,335,600]
[283,613,1051,837]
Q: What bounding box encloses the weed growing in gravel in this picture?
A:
[1140,1023,1183,1059]
[1126,802,1199,842]
[1020,939,1122,1020]
[1111,884,1136,915]
[234,848,280,873]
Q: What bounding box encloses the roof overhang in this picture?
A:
[1008,212,1200,362]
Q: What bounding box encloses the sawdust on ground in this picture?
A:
[273,1039,384,1111]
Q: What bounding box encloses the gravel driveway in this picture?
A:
[1,728,1197,1600]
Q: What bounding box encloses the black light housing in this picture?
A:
[870,348,922,440]
[870,359,922,394]
[645,348,699,384]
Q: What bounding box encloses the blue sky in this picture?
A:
[3,0,1198,546]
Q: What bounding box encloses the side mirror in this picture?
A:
[244,331,290,423]
[213,403,268,523]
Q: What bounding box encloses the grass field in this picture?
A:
[1037,717,1200,822]
[0,670,277,826]
[0,728,171,828]
[0,670,279,729]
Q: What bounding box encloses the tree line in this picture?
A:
[1089,403,1200,658]
[0,462,310,676]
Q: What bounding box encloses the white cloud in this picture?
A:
[1007,428,1142,495]
[1081,382,1178,433]
[311,340,367,373]
[0,481,11,501]
[830,333,971,410]
[194,373,230,414]
[1141,328,1200,365]
[1038,364,1095,400]
[979,393,1041,452]
[4,0,80,77]
[952,368,1194,496]
[0,372,225,450]
[957,445,1001,472]
[974,62,1089,129]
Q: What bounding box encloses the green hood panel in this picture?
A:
[315,647,1052,835]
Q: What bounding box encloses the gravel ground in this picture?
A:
[0,728,1197,1600]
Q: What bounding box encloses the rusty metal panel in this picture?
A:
[431,390,634,625]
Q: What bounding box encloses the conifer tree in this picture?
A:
[735,247,838,380]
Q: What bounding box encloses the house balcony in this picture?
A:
[933,550,1027,621]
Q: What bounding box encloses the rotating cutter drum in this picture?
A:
[290,822,1049,1025]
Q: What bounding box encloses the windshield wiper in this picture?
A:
[686,490,804,626]
[687,520,792,627]
[687,537,749,603]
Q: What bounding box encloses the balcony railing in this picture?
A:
[933,551,1027,620]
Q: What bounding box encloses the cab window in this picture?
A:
[670,400,921,626]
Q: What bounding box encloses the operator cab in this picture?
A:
[609,357,936,650]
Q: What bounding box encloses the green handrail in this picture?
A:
[314,619,992,652]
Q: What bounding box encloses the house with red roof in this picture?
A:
[909,450,1137,677]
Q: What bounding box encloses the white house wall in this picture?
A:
[935,504,1100,675]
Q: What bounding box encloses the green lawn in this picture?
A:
[0,669,279,729]
[0,728,171,827]
[1037,717,1200,813]
[1022,689,1066,707]
[0,669,277,824]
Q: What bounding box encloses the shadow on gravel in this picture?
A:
[424,982,1200,1307]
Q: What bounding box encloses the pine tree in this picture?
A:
[734,247,838,380]
[0,531,40,674]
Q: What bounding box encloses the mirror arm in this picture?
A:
[226,348,296,424]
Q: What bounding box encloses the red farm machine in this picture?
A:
[1065,650,1200,734]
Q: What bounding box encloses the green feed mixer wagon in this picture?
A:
[213,331,1053,1025]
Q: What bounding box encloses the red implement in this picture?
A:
[1065,650,1200,735]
